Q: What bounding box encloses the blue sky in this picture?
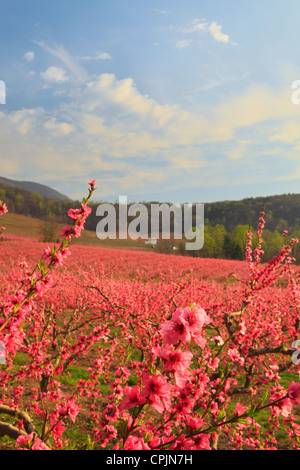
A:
[1,0,300,203]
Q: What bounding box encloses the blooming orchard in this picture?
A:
[0,182,300,450]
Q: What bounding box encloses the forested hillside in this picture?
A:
[0,176,70,201]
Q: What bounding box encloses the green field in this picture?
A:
[1,213,154,251]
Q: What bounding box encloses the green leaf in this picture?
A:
[128,406,140,419]
[217,408,225,422]
[260,389,269,406]
[118,418,129,438]
[238,418,250,425]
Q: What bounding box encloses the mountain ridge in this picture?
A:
[0,176,71,202]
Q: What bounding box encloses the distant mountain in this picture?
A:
[0,176,71,201]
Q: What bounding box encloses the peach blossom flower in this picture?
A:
[288,381,300,405]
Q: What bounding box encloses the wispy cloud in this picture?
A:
[33,40,88,81]
[23,51,35,62]
[180,18,237,45]
[175,39,192,50]
[81,52,112,60]
[154,9,170,15]
[181,19,207,34]
[44,117,75,135]
[198,72,250,92]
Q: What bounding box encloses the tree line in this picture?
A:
[160,221,300,264]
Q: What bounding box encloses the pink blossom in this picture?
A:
[170,435,196,450]
[288,381,300,405]
[15,433,31,448]
[234,402,248,416]
[152,345,192,387]
[67,207,82,220]
[53,421,65,439]
[186,414,206,429]
[278,398,293,417]
[58,398,80,423]
[0,201,8,215]
[43,246,52,260]
[60,225,71,238]
[141,372,172,413]
[180,306,211,332]
[34,274,54,295]
[161,306,210,347]
[88,179,96,188]
[119,385,146,410]
[270,389,293,417]
[213,335,224,345]
[31,439,49,450]
[233,402,251,428]
[193,434,211,450]
[103,404,119,422]
[123,436,150,450]
[73,223,83,237]
[67,399,81,423]
[228,348,244,366]
[161,316,190,345]
[81,203,92,217]
[15,433,48,450]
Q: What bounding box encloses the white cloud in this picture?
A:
[23,51,35,62]
[154,9,170,15]
[40,66,69,83]
[76,73,183,129]
[269,121,300,144]
[175,39,192,50]
[181,19,208,34]
[44,118,74,135]
[180,19,236,45]
[82,52,112,60]
[209,22,230,43]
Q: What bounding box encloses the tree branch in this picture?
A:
[0,405,36,435]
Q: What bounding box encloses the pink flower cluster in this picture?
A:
[60,202,92,239]
[288,381,300,405]
[15,433,48,450]
[0,201,8,215]
[160,305,211,347]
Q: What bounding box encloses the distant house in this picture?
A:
[144,238,157,246]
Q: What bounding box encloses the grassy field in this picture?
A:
[1,213,154,251]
